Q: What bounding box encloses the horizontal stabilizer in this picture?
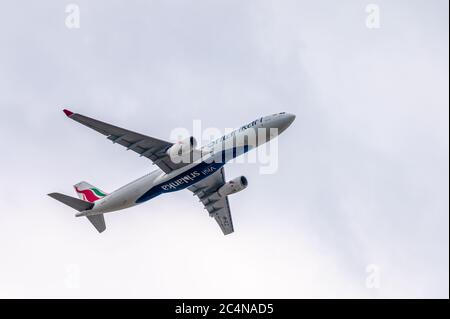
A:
[87,214,106,233]
[48,192,94,212]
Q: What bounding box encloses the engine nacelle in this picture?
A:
[166,136,197,162]
[218,176,248,197]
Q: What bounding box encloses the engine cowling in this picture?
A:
[166,136,197,162]
[218,176,248,197]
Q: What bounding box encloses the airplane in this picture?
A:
[48,110,296,235]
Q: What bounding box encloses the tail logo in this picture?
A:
[75,186,106,202]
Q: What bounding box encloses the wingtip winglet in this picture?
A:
[63,109,74,117]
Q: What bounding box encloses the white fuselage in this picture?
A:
[78,113,295,217]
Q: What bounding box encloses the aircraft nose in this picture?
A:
[276,113,296,133]
[285,113,296,126]
[270,113,295,137]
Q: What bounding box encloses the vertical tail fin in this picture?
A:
[74,181,107,203]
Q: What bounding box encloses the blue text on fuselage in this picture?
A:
[135,146,249,204]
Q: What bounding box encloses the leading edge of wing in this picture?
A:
[61,108,179,173]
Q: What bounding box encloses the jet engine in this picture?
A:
[166,136,197,162]
[218,176,248,197]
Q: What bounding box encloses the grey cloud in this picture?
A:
[0,0,447,298]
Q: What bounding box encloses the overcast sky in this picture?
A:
[0,0,448,298]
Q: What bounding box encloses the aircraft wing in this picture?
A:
[62,109,193,173]
[188,168,234,235]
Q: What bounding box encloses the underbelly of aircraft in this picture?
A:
[135,161,225,204]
